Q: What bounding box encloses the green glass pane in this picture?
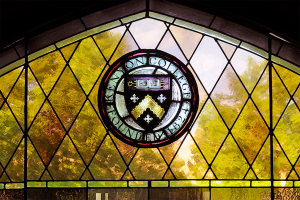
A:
[122,170,134,180]
[93,26,126,61]
[69,37,106,94]
[27,140,44,180]
[149,12,174,23]
[109,31,139,65]
[252,136,270,179]
[28,68,45,127]
[211,188,270,200]
[190,36,227,93]
[231,48,267,93]
[29,50,66,95]
[6,139,24,182]
[275,101,300,164]
[191,100,227,163]
[0,103,23,166]
[272,55,300,75]
[28,45,56,62]
[69,101,106,164]
[212,65,248,128]
[157,31,187,64]
[159,137,182,164]
[27,182,46,187]
[129,181,148,187]
[0,59,24,78]
[245,169,257,179]
[7,70,25,130]
[274,181,293,187]
[0,172,10,182]
[48,135,86,180]
[121,12,145,24]
[211,135,249,179]
[274,188,300,198]
[88,181,127,187]
[49,66,85,130]
[164,169,175,179]
[170,134,208,179]
[273,68,290,127]
[29,101,65,165]
[274,64,300,95]
[217,40,236,60]
[169,25,202,60]
[48,181,86,188]
[151,181,168,187]
[288,170,299,180]
[204,169,216,179]
[170,180,209,187]
[110,134,137,165]
[90,135,126,180]
[274,138,292,179]
[129,18,166,49]
[81,169,93,180]
[5,183,24,189]
[240,42,268,59]
[130,148,168,180]
[0,67,23,98]
[41,170,52,181]
[211,180,250,187]
[232,99,269,163]
[60,42,78,61]
[252,66,270,126]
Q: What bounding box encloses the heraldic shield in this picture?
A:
[125,75,171,131]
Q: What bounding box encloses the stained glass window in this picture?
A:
[0,2,300,200]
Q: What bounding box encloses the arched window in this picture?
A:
[0,1,299,199]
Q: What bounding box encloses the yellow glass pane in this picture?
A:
[130,148,168,180]
[29,51,66,95]
[89,135,126,180]
[231,48,267,93]
[27,140,44,180]
[295,159,300,179]
[0,67,23,98]
[157,31,187,64]
[211,135,249,179]
[69,37,106,94]
[274,138,292,179]
[81,169,93,180]
[252,136,270,179]
[41,170,52,181]
[129,18,166,49]
[122,170,134,180]
[69,101,106,164]
[217,40,236,60]
[60,42,78,61]
[29,101,65,165]
[164,169,175,179]
[0,172,10,182]
[28,68,45,127]
[294,87,300,106]
[212,65,248,128]
[170,134,208,179]
[159,137,183,164]
[191,100,227,163]
[48,135,86,180]
[190,36,227,93]
[6,139,24,182]
[252,66,269,126]
[245,169,257,179]
[49,66,85,130]
[274,64,300,95]
[170,25,202,59]
[204,169,216,179]
[288,170,299,180]
[232,99,269,163]
[0,93,3,108]
[93,26,126,61]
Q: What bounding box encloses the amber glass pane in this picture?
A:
[212,135,249,179]
[157,31,187,64]
[232,99,269,163]
[245,169,257,179]
[294,160,300,178]
[274,64,300,95]
[69,37,106,94]
[159,138,182,165]
[170,134,208,179]
[273,138,292,179]
[29,51,66,95]
[48,135,86,180]
[129,18,166,49]
[28,68,45,127]
[90,135,126,180]
[6,139,24,182]
[130,148,168,180]
[169,25,202,59]
[275,101,300,164]
[69,101,106,164]
[211,188,270,200]
[211,65,248,128]
[164,169,175,179]
[231,48,267,93]
[109,31,139,65]
[217,40,236,60]
[122,170,134,180]
[29,101,65,165]
[81,169,93,180]
[0,172,10,182]
[7,70,25,130]
[252,136,270,179]
[0,103,23,166]
[274,188,300,199]
[252,66,269,126]
[41,170,52,181]
[93,26,126,61]
[60,42,78,61]
[288,170,299,180]
[191,100,227,163]
[49,66,85,130]
[0,67,23,98]
[190,36,227,93]
[27,140,44,180]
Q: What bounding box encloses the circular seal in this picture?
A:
[98,50,198,147]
